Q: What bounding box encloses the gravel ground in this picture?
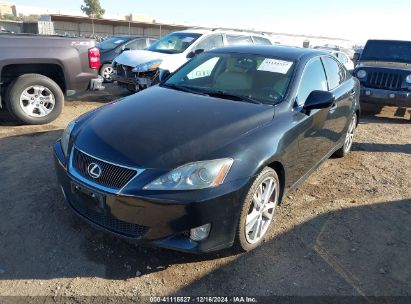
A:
[0,84,410,298]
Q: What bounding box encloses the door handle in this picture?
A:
[329,102,337,114]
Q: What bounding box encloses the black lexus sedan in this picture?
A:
[54,46,360,253]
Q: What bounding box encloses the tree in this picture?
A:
[81,0,105,18]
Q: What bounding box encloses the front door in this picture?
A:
[293,58,334,178]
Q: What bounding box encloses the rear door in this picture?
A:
[321,56,353,149]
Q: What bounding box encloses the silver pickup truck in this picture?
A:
[0,34,104,125]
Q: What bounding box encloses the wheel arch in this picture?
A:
[265,160,286,204]
[1,63,66,94]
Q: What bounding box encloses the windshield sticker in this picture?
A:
[257,59,293,74]
[114,39,125,44]
[181,37,195,43]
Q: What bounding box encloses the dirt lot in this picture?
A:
[0,84,410,298]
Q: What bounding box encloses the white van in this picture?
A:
[112,29,272,92]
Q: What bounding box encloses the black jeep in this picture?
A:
[354,40,411,107]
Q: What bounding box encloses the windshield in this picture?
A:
[97,37,129,50]
[361,40,411,63]
[147,32,201,54]
[163,52,295,105]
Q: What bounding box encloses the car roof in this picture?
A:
[109,35,152,39]
[174,29,269,38]
[366,39,411,43]
[208,45,327,61]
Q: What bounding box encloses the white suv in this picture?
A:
[112,29,272,92]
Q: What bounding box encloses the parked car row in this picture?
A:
[111,29,273,92]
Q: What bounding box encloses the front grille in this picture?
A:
[72,148,137,190]
[69,190,149,238]
[365,71,403,90]
[115,64,133,78]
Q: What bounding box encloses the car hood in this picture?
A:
[74,87,274,169]
[113,50,170,67]
[358,61,411,70]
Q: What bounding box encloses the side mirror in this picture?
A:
[120,47,130,54]
[303,90,335,111]
[159,69,171,83]
[186,49,204,59]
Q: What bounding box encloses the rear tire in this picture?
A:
[334,113,357,158]
[100,63,114,83]
[235,167,280,252]
[5,74,64,125]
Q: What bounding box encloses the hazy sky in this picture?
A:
[13,0,411,43]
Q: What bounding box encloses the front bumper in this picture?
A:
[113,66,158,90]
[53,142,248,253]
[360,87,411,107]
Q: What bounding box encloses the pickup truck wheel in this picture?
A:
[5,74,64,125]
[100,64,114,83]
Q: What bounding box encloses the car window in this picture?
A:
[148,38,157,46]
[338,52,349,64]
[226,35,253,46]
[322,56,345,90]
[125,38,147,50]
[96,37,127,50]
[147,32,202,54]
[297,58,328,106]
[193,35,224,52]
[252,36,272,45]
[187,57,220,80]
[165,52,295,105]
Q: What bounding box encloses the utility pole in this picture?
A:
[90,13,95,36]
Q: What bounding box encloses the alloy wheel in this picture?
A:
[245,177,278,244]
[344,114,357,153]
[19,85,55,118]
[102,66,114,81]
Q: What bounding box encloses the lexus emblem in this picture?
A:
[87,163,102,179]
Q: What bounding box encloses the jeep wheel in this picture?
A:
[5,74,64,125]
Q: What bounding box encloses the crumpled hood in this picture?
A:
[113,50,169,67]
[74,87,274,169]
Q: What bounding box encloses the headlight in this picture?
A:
[61,120,75,157]
[406,74,411,84]
[143,158,234,190]
[132,59,162,73]
[356,69,367,78]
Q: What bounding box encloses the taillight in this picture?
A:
[88,47,100,70]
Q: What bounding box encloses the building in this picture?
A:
[0,1,17,17]
[50,14,189,38]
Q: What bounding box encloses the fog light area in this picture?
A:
[190,224,211,241]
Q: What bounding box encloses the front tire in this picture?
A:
[5,74,64,125]
[334,113,357,158]
[235,167,280,252]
